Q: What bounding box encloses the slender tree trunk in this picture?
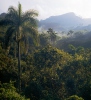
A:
[14,42,17,58]
[17,41,21,93]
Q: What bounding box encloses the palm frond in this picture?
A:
[21,10,38,26]
[0,19,14,26]
[4,26,15,49]
[5,6,19,23]
[23,25,38,37]
[22,25,39,45]
[7,6,17,17]
[18,2,22,17]
[8,6,17,14]
[22,17,38,28]
[23,10,38,17]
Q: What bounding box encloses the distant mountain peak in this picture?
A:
[49,12,77,18]
[39,12,82,31]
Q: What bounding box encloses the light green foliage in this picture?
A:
[65,95,84,100]
[33,45,62,68]
[33,45,71,69]
[0,82,29,100]
[69,45,85,55]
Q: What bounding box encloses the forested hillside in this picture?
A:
[0,3,91,100]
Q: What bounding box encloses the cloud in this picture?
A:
[0,0,91,19]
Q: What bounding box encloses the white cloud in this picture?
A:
[0,0,91,19]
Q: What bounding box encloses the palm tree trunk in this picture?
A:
[17,41,21,93]
[14,42,17,58]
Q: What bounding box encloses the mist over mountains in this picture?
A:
[39,12,91,31]
[1,12,91,31]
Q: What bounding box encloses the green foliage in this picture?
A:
[33,45,72,70]
[0,82,29,100]
[47,28,57,45]
[25,82,42,100]
[33,45,62,68]
[0,46,18,83]
[65,95,84,100]
[1,8,91,99]
[69,45,85,55]
[39,33,49,47]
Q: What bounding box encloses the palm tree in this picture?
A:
[0,3,38,93]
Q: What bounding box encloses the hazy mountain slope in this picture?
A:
[56,31,91,51]
[39,12,91,31]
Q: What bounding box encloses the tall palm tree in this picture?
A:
[0,3,38,93]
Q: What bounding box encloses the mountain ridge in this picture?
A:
[39,12,91,31]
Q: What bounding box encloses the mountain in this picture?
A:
[39,12,91,31]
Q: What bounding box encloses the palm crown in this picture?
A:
[0,3,38,47]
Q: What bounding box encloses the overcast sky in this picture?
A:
[0,0,91,20]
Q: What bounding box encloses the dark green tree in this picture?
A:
[47,28,57,45]
[39,33,49,47]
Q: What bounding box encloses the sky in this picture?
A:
[0,0,91,20]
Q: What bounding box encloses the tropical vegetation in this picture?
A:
[0,2,91,100]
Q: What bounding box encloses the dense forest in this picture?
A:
[0,3,91,100]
